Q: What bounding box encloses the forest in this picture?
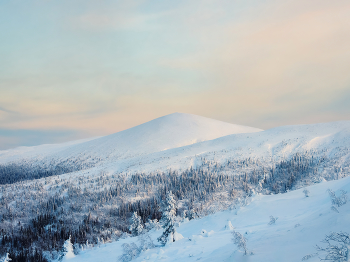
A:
[0,152,348,261]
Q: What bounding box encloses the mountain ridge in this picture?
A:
[0,112,262,164]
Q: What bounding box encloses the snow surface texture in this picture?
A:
[67,175,350,262]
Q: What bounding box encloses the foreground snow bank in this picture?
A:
[69,176,350,262]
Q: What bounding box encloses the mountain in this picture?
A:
[65,119,350,178]
[0,113,261,165]
[0,113,262,184]
[46,112,263,161]
[1,114,350,185]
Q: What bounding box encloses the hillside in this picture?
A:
[68,175,350,262]
[93,120,350,175]
[0,113,262,184]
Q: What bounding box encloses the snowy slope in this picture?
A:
[68,175,350,262]
[0,113,262,165]
[0,137,99,164]
[1,115,349,186]
[57,120,350,177]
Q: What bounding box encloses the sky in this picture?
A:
[0,0,350,150]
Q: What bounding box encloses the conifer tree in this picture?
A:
[59,236,75,261]
[129,212,144,236]
[157,191,177,245]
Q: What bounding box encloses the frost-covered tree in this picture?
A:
[118,242,140,262]
[138,233,155,251]
[231,230,248,255]
[158,191,177,245]
[268,215,278,225]
[328,189,348,207]
[187,209,198,220]
[1,253,11,262]
[129,212,144,236]
[59,236,75,261]
[316,232,350,262]
[118,233,154,262]
[303,189,310,197]
[145,219,161,231]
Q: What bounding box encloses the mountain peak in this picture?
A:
[0,113,262,164]
[91,112,262,156]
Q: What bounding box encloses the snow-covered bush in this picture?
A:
[301,253,318,261]
[331,206,340,213]
[118,233,155,262]
[225,221,234,230]
[303,189,310,197]
[268,215,278,225]
[138,233,155,251]
[118,242,141,262]
[316,231,350,262]
[231,230,250,255]
[328,189,347,207]
[186,209,199,220]
[73,243,81,255]
[158,191,177,246]
[145,219,161,231]
[129,212,144,236]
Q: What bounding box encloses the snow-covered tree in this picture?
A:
[157,191,177,245]
[187,209,198,220]
[1,253,11,262]
[138,233,155,251]
[129,212,144,236]
[316,232,350,262]
[268,215,278,225]
[231,230,248,255]
[118,242,140,262]
[328,189,348,207]
[145,219,161,231]
[303,189,310,197]
[59,236,75,261]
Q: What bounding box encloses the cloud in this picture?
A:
[68,0,160,31]
[156,0,350,128]
[0,0,350,148]
[0,106,17,114]
[0,128,89,150]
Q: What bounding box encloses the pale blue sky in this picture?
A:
[1,0,350,149]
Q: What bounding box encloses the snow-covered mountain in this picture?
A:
[1,113,350,185]
[87,119,350,177]
[0,112,262,165]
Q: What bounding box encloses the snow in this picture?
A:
[50,119,350,179]
[68,175,350,262]
[0,112,261,165]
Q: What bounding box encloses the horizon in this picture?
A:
[1,0,350,149]
[1,112,349,151]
